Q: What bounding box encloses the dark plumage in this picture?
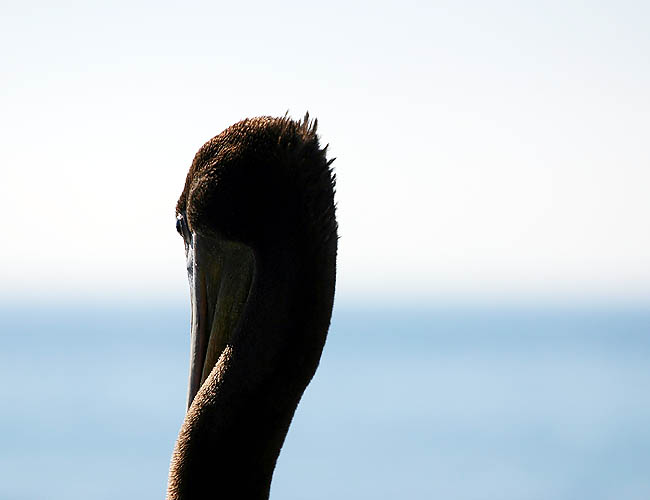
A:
[167,114,337,499]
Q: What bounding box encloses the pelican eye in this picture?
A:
[176,214,188,238]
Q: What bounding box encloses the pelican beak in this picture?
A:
[185,233,254,410]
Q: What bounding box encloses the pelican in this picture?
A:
[166,114,337,499]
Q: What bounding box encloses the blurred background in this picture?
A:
[1,1,649,499]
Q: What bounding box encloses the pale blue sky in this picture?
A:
[2,1,649,303]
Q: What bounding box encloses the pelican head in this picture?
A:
[168,114,337,500]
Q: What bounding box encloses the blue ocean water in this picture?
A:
[1,303,649,499]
